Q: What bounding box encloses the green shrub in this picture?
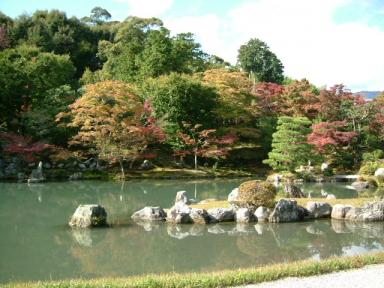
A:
[238,180,277,208]
[362,150,384,162]
[359,161,384,176]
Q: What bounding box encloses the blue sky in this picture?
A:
[1,0,384,91]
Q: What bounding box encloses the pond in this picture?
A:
[0,179,383,283]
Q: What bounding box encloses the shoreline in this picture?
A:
[3,252,384,288]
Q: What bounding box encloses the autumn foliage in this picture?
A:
[57,81,165,172]
[0,132,52,162]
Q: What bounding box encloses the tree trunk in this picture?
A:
[194,152,198,170]
[119,158,125,180]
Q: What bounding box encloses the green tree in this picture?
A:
[142,73,218,146]
[0,45,75,131]
[9,10,104,75]
[238,38,284,84]
[100,17,208,82]
[263,116,315,171]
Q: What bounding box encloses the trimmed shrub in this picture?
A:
[238,180,277,208]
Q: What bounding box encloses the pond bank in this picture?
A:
[3,252,384,288]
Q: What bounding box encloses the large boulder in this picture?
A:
[131,206,167,221]
[254,206,270,222]
[269,199,308,223]
[374,168,384,177]
[235,208,257,223]
[166,203,192,224]
[306,201,332,218]
[234,180,277,210]
[208,207,235,222]
[344,200,384,222]
[331,204,354,220]
[175,191,189,205]
[69,204,108,228]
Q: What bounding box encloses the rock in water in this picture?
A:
[269,199,307,223]
[69,204,108,228]
[131,206,167,221]
[331,204,354,220]
[235,208,257,223]
[345,200,384,222]
[207,208,235,222]
[254,206,270,222]
[166,203,193,224]
[306,201,332,218]
[175,191,189,205]
[190,208,212,224]
[28,161,45,183]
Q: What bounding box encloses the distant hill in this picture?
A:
[354,91,381,99]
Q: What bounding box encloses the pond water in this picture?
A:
[0,179,384,283]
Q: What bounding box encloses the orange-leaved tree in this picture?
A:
[56,80,165,178]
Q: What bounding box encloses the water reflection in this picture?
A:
[1,179,384,283]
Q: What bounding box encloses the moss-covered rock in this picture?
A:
[236,180,277,209]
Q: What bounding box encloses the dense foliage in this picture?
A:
[1,7,383,175]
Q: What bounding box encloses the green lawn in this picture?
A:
[3,252,384,288]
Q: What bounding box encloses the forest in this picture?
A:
[1,7,384,179]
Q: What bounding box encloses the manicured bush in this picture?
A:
[238,180,277,208]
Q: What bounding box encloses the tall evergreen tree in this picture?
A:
[263,116,315,171]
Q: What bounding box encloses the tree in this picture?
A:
[0,25,10,50]
[176,123,236,170]
[89,7,111,25]
[57,81,165,178]
[237,38,284,84]
[253,82,285,116]
[22,85,77,144]
[0,132,52,162]
[279,79,320,119]
[307,121,358,166]
[263,116,315,171]
[101,17,208,82]
[0,45,75,131]
[318,84,354,121]
[10,10,105,75]
[142,73,218,141]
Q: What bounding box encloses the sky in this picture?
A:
[1,0,384,92]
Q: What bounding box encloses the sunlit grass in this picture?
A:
[191,197,376,210]
[4,252,384,288]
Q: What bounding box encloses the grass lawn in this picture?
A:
[191,197,376,210]
[3,252,384,288]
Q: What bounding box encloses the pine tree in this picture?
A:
[263,116,314,171]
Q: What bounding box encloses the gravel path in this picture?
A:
[238,264,384,288]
